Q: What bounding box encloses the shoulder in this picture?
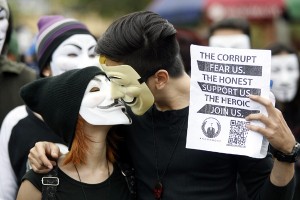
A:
[21,169,44,192]
[0,57,36,79]
[0,105,28,149]
[1,105,28,131]
[17,170,42,200]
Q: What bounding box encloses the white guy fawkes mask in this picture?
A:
[271,54,299,102]
[209,34,251,49]
[0,7,8,53]
[50,34,99,76]
[79,74,132,125]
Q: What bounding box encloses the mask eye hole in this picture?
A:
[67,53,78,57]
[90,87,100,92]
[110,76,126,87]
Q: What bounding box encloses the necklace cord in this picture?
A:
[74,164,87,200]
[151,107,188,183]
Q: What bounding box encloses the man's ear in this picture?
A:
[41,65,51,77]
[153,69,169,89]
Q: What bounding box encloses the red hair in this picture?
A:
[63,115,118,166]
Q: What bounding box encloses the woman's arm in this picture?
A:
[16,180,41,200]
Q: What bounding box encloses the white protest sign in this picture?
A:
[186,45,271,158]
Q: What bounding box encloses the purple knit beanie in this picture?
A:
[35,15,92,76]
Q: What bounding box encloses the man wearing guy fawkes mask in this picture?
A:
[98,55,155,178]
[267,42,300,200]
[270,44,300,104]
[0,0,36,126]
[267,43,300,138]
[99,55,154,116]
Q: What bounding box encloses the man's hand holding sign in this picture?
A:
[187,45,297,187]
[187,45,297,158]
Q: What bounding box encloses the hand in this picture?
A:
[245,95,296,154]
[28,141,61,173]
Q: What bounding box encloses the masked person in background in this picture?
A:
[0,0,36,127]
[0,15,99,200]
[269,43,300,109]
[267,42,300,200]
[208,18,251,49]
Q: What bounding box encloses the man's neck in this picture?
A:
[155,73,190,111]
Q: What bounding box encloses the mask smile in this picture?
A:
[97,99,125,110]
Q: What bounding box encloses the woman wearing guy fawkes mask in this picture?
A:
[0,15,99,200]
[17,67,133,200]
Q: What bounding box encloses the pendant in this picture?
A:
[153,180,163,199]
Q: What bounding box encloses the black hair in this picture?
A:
[266,42,298,56]
[208,18,251,40]
[267,42,300,83]
[95,11,185,79]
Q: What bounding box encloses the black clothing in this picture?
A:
[23,163,131,200]
[278,101,300,200]
[120,105,295,200]
[8,106,66,186]
[0,56,36,125]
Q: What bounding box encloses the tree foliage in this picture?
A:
[63,0,152,18]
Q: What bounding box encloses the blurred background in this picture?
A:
[8,0,300,61]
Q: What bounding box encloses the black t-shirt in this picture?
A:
[22,163,131,200]
[119,105,295,200]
